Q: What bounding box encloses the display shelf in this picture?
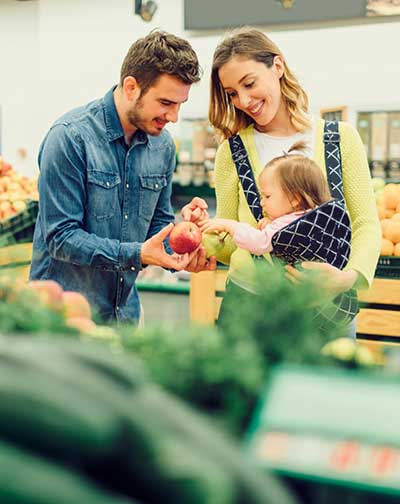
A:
[376,256,400,279]
[136,280,189,294]
[172,182,215,199]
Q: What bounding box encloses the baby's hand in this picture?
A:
[257,217,271,230]
[199,218,237,235]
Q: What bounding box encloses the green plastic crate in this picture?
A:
[247,365,400,501]
[0,200,38,246]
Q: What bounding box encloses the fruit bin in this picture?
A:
[0,200,38,246]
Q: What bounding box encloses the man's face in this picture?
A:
[127,74,191,136]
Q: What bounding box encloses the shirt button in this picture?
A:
[155,183,159,189]
[126,183,129,189]
[106,182,110,187]
[130,266,136,271]
[125,214,128,219]
[116,306,120,311]
[120,277,123,283]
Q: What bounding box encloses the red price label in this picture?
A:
[330,441,360,472]
[370,447,398,477]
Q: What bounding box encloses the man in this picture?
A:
[30,31,214,323]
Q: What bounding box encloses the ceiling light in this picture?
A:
[135,0,158,22]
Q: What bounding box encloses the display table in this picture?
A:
[189,266,400,342]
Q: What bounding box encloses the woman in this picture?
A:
[204,27,380,332]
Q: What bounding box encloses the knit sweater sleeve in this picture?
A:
[213,140,238,265]
[340,121,381,289]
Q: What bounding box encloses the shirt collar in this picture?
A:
[103,86,149,146]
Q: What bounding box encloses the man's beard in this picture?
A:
[126,98,164,136]
[127,98,146,132]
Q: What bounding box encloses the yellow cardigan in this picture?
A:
[213,118,381,292]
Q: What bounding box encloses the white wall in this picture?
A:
[1,0,400,176]
[0,0,39,174]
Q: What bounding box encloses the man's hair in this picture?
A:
[261,141,332,211]
[120,30,201,95]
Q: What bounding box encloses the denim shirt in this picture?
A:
[30,87,176,323]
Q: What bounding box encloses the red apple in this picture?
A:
[62,291,92,319]
[26,280,64,310]
[169,221,202,254]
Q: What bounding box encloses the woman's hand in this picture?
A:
[285,262,359,297]
[181,197,209,224]
[199,218,238,235]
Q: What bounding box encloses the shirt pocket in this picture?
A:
[139,174,167,220]
[87,170,121,221]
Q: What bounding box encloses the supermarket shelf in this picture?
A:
[136,281,189,294]
[172,182,215,198]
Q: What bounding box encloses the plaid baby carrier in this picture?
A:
[228,121,359,328]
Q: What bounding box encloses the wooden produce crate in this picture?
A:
[189,267,400,347]
[0,242,33,282]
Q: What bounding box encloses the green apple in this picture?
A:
[202,232,226,258]
[374,188,384,202]
[372,177,386,192]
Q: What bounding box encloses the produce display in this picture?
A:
[0,157,38,221]
[0,273,299,504]
[0,275,114,339]
[373,177,400,256]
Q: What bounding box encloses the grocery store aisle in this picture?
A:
[140,291,190,327]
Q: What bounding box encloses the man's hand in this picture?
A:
[181,197,209,224]
[140,223,191,270]
[184,244,217,273]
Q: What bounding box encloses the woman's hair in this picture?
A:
[262,141,332,210]
[209,27,311,141]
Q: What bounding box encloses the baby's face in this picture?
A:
[259,170,297,220]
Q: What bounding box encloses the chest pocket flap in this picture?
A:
[88,171,121,189]
[139,174,167,191]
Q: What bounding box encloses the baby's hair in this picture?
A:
[260,141,332,210]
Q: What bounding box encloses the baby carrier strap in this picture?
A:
[228,134,263,222]
[323,120,345,202]
[229,120,344,219]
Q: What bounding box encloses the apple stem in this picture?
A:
[221,232,229,242]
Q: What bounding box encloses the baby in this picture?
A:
[200,142,332,256]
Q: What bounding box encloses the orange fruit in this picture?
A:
[377,205,386,220]
[381,218,391,237]
[385,221,400,244]
[381,238,394,256]
[383,184,400,210]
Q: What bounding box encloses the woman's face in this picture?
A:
[218,56,284,129]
